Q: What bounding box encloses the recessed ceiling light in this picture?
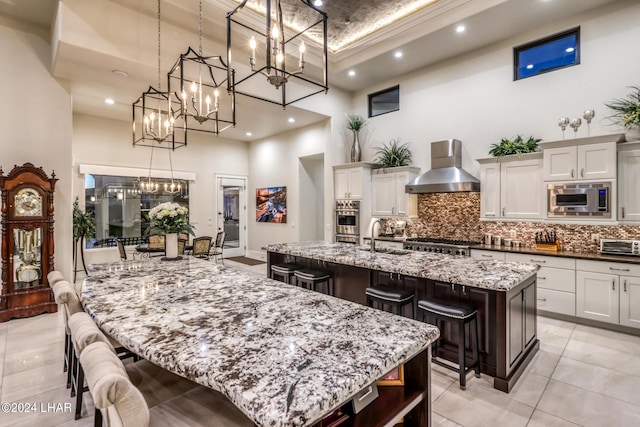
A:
[565,47,575,53]
[288,117,295,123]
[112,70,128,78]
[456,25,465,33]
[246,132,252,137]
[313,0,323,6]
[105,98,115,105]
[526,64,534,70]
[348,70,356,77]
[394,51,403,58]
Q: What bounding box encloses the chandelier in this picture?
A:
[169,0,236,136]
[137,142,159,194]
[226,0,328,108]
[132,0,184,150]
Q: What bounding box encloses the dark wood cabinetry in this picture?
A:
[0,163,58,322]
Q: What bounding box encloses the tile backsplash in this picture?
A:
[381,192,640,253]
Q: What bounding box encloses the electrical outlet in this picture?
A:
[591,233,601,244]
[510,230,517,238]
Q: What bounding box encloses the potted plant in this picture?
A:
[605,85,640,142]
[488,135,541,157]
[374,138,413,169]
[346,113,367,162]
[72,197,96,281]
[146,202,195,259]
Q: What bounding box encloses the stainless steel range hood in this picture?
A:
[405,139,480,193]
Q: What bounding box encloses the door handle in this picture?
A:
[571,169,574,178]
[612,279,616,291]
[502,207,505,216]
[624,279,627,292]
[537,298,547,302]
[482,254,493,258]
[609,267,630,272]
[451,283,455,292]
[391,207,395,214]
[538,276,547,280]
[580,168,584,178]
[622,207,625,219]
[530,259,546,263]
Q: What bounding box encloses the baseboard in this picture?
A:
[247,250,266,261]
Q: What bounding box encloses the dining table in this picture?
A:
[80,256,439,426]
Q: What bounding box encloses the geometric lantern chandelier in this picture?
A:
[168,0,236,136]
[226,0,329,108]
[132,0,185,150]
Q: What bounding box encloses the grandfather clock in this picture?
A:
[0,163,58,322]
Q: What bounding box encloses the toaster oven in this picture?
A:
[600,239,640,256]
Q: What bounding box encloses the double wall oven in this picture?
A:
[335,200,360,244]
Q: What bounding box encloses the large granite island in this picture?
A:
[81,257,439,426]
[266,241,540,393]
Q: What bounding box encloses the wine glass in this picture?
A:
[558,117,570,139]
[583,109,595,136]
[570,118,582,138]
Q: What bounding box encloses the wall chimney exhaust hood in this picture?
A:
[405,139,480,193]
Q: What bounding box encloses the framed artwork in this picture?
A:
[256,186,287,223]
[376,365,404,386]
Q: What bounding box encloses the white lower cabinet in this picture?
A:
[506,253,576,316]
[470,249,505,261]
[576,260,640,327]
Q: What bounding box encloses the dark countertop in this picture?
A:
[474,244,640,265]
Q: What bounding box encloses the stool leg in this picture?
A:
[474,316,481,378]
[367,295,372,308]
[74,362,84,419]
[459,320,466,390]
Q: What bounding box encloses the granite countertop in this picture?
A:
[81,257,438,427]
[266,241,538,291]
[475,244,640,264]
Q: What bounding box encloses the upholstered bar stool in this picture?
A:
[51,280,84,389]
[365,286,415,318]
[293,268,333,296]
[47,270,65,286]
[418,299,481,390]
[270,263,302,284]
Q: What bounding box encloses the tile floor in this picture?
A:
[1,259,639,426]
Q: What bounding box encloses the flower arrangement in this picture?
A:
[346,113,367,131]
[145,202,195,235]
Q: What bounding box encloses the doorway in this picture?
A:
[299,154,324,241]
[216,175,247,258]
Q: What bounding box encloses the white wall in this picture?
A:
[299,155,325,242]
[72,114,249,268]
[0,22,73,281]
[350,1,640,177]
[248,121,330,254]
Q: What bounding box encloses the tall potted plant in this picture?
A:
[72,197,96,281]
[374,138,413,169]
[146,202,194,260]
[605,85,640,142]
[346,113,367,162]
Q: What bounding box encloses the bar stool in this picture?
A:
[270,263,302,284]
[365,286,415,318]
[418,299,480,390]
[293,268,333,296]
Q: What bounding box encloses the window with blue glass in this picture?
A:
[514,27,580,80]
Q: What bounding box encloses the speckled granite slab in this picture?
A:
[266,241,538,291]
[81,257,438,427]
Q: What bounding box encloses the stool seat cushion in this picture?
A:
[293,269,330,281]
[271,263,301,274]
[365,286,413,303]
[47,270,65,287]
[418,299,477,319]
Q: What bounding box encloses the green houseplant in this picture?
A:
[488,135,541,157]
[72,197,96,281]
[375,138,413,168]
[605,85,640,141]
[346,113,367,162]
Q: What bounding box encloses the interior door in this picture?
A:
[217,176,247,258]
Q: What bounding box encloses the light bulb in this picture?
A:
[191,81,197,93]
[272,26,280,39]
[205,95,211,105]
[299,42,306,53]
[181,91,187,100]
[249,36,257,50]
[276,52,284,64]
[149,112,155,121]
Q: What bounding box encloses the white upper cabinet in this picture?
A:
[334,164,374,200]
[479,162,501,219]
[618,148,640,222]
[371,167,419,217]
[543,142,616,181]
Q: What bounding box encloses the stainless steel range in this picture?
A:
[403,238,480,256]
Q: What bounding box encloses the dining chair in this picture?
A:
[116,238,128,261]
[210,231,226,264]
[148,234,165,257]
[178,238,187,256]
[192,236,213,259]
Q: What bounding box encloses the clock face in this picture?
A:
[14,188,43,217]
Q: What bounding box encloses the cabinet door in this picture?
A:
[479,163,501,218]
[618,150,640,222]
[543,146,577,181]
[347,168,365,199]
[334,170,350,199]
[578,142,616,180]
[576,271,619,324]
[508,290,524,366]
[501,158,543,219]
[371,173,396,216]
[524,283,536,346]
[620,275,640,328]
[394,171,412,216]
[471,250,505,261]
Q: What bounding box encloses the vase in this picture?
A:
[350,130,361,163]
[165,233,179,259]
[625,124,640,142]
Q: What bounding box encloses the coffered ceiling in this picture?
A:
[0,0,624,141]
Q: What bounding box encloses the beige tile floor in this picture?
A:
[1,259,639,426]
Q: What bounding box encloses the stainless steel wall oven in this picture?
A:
[335,200,360,244]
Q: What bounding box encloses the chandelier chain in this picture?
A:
[198,0,203,57]
[157,0,161,90]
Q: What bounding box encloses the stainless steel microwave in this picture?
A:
[547,182,611,218]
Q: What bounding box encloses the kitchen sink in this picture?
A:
[358,247,411,255]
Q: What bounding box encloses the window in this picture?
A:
[84,174,188,249]
[514,27,580,80]
[368,85,399,117]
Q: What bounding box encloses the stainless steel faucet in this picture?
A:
[370,219,381,253]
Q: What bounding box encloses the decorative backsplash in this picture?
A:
[380,192,640,253]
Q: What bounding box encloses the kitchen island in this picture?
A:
[81,257,439,427]
[266,241,540,393]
